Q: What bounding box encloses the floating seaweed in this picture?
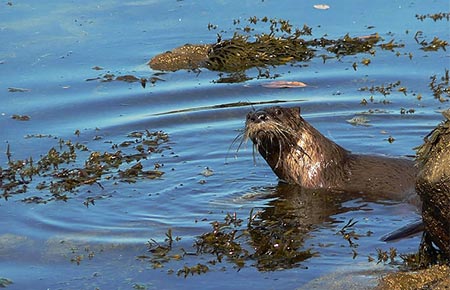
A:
[419,36,448,52]
[148,17,404,77]
[358,81,402,96]
[0,130,170,204]
[143,209,316,275]
[415,12,450,22]
[86,72,165,88]
[11,114,30,121]
[429,69,450,102]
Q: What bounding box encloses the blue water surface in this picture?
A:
[0,1,449,289]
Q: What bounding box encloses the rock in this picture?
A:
[148,44,211,71]
[376,264,450,290]
[415,109,450,258]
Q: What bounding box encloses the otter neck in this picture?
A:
[263,119,349,188]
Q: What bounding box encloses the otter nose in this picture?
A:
[247,111,268,123]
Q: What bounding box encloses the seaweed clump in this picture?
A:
[142,210,315,276]
[204,22,315,72]
[416,12,450,22]
[359,80,403,97]
[148,17,402,77]
[429,69,450,102]
[0,130,170,204]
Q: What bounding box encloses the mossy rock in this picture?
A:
[416,109,450,258]
[148,44,211,71]
[377,264,450,290]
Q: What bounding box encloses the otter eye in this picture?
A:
[275,109,282,116]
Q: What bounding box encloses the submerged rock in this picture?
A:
[416,109,450,258]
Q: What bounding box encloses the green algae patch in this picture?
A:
[1,130,170,204]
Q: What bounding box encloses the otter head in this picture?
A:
[244,106,307,180]
[244,106,348,188]
[245,106,303,159]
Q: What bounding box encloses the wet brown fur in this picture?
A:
[243,106,417,202]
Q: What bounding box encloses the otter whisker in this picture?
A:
[275,126,309,158]
[252,138,262,165]
[272,123,295,144]
[270,127,285,169]
[226,131,246,162]
[231,131,246,153]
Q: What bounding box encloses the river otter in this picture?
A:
[243,106,418,202]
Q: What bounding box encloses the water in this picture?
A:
[0,1,449,289]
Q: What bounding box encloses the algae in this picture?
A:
[429,69,450,102]
[148,17,404,78]
[143,209,316,275]
[416,12,450,22]
[0,130,170,204]
[11,114,30,121]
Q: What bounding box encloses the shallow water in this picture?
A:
[1,1,449,289]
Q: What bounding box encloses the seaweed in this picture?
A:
[419,36,448,52]
[416,12,450,22]
[11,114,30,121]
[429,69,450,102]
[148,17,406,76]
[0,130,170,204]
[142,210,315,275]
[358,81,402,96]
[415,109,450,168]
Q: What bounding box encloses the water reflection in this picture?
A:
[248,184,353,270]
[188,182,395,272]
